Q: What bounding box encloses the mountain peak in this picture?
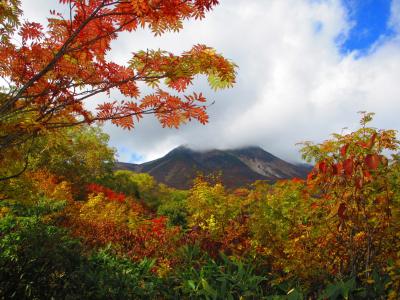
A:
[116,146,311,189]
[176,144,191,150]
[236,145,264,151]
[165,145,194,157]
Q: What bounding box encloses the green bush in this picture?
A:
[76,248,163,299]
[157,190,188,227]
[0,214,83,299]
[172,251,266,299]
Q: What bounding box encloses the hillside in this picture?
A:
[116,146,311,189]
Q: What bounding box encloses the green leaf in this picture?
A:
[207,73,233,91]
[287,288,303,300]
[201,278,217,298]
[187,280,196,291]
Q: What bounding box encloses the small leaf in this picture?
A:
[188,280,196,290]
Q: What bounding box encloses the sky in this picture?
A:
[20,0,400,163]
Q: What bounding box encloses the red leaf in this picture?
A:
[340,144,349,157]
[355,177,363,189]
[365,154,379,170]
[338,203,347,220]
[368,133,377,149]
[318,161,328,174]
[291,177,303,183]
[307,171,317,182]
[332,162,343,176]
[357,141,369,149]
[343,159,354,176]
[363,170,372,180]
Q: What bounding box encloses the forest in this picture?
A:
[1,0,400,299]
[1,114,400,299]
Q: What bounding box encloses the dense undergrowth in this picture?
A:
[1,114,400,299]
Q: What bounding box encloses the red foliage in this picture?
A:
[87,183,126,202]
[365,154,380,170]
[343,158,354,176]
[185,217,252,259]
[60,204,181,266]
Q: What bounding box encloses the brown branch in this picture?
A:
[0,158,29,181]
[0,134,36,181]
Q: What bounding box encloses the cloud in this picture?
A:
[20,0,400,163]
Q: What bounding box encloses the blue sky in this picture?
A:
[341,0,395,54]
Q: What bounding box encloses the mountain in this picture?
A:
[116,146,312,189]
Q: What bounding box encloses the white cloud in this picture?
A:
[20,0,400,163]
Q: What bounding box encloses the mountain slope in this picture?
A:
[116,146,311,189]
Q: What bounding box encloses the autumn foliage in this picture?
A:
[1,112,400,298]
[87,183,126,202]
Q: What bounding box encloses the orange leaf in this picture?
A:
[332,162,343,176]
[307,171,317,182]
[357,141,369,149]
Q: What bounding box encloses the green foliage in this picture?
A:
[0,125,115,202]
[319,278,358,300]
[0,212,83,299]
[187,180,242,235]
[100,170,189,215]
[76,248,163,299]
[250,180,310,244]
[103,171,161,209]
[316,275,390,300]
[127,172,161,209]
[172,252,266,299]
[96,171,140,199]
[30,126,116,198]
[157,189,188,227]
